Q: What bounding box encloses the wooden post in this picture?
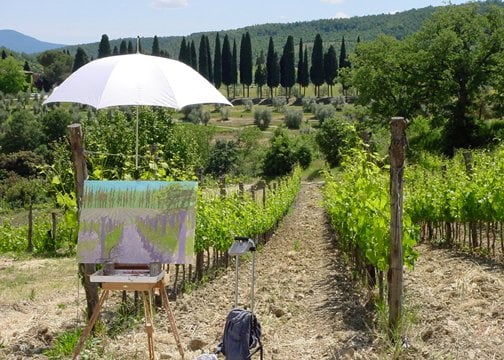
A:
[68,123,98,321]
[388,117,407,334]
[27,202,33,253]
[463,151,478,248]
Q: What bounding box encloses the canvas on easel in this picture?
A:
[77,180,197,265]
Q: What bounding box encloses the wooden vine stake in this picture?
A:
[388,117,407,335]
[68,123,99,321]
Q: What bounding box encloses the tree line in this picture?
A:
[68,31,355,100]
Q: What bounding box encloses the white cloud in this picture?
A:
[150,0,188,9]
[321,0,345,4]
[333,11,350,19]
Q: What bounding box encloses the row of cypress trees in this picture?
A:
[178,32,354,98]
[75,32,354,98]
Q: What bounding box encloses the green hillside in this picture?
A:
[63,5,441,59]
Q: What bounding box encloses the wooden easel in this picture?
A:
[72,272,185,360]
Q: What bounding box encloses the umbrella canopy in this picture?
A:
[43,53,231,169]
[43,53,231,110]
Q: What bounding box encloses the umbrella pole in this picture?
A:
[135,106,139,170]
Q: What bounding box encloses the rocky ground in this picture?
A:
[1,182,502,359]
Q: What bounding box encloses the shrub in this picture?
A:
[312,104,336,124]
[302,97,317,112]
[254,108,272,130]
[284,109,303,129]
[315,116,359,167]
[242,98,253,112]
[272,97,287,112]
[220,106,230,121]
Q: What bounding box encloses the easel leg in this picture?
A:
[73,289,109,360]
[160,286,185,359]
[142,291,155,360]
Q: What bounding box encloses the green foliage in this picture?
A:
[36,50,73,88]
[253,107,272,130]
[284,108,303,129]
[0,150,44,178]
[41,107,73,143]
[44,328,82,358]
[97,34,112,58]
[311,104,335,123]
[263,129,297,177]
[323,149,418,272]
[0,57,28,94]
[195,166,301,253]
[0,109,45,153]
[271,96,287,112]
[205,139,239,177]
[405,146,504,226]
[315,116,359,168]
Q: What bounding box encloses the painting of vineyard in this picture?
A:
[77,180,198,264]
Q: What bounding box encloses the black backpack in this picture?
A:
[219,308,263,360]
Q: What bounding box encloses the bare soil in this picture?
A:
[0,182,503,359]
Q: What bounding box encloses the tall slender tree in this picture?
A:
[324,45,338,96]
[205,35,213,83]
[297,39,304,91]
[266,37,280,98]
[190,40,198,70]
[310,34,324,96]
[72,47,89,72]
[1,50,7,59]
[127,40,134,54]
[119,40,128,54]
[97,34,112,58]
[221,34,233,97]
[280,35,296,98]
[112,46,118,55]
[254,50,266,98]
[198,35,210,80]
[300,48,310,95]
[231,40,238,98]
[152,35,160,56]
[213,33,222,89]
[339,36,351,69]
[179,37,189,64]
[239,32,253,97]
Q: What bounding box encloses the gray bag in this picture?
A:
[219,308,262,360]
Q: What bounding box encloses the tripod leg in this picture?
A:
[73,289,109,360]
[142,291,155,360]
[160,286,185,359]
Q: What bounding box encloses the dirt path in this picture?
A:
[1,182,503,359]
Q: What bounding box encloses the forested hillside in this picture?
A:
[62,5,442,59]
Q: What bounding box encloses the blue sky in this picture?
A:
[2,0,470,45]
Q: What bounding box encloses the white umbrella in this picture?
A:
[43,53,231,168]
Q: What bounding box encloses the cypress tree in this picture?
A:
[280,35,296,98]
[221,34,233,97]
[198,35,209,80]
[339,36,351,69]
[112,46,119,55]
[190,40,198,70]
[301,48,310,93]
[213,33,222,89]
[23,61,31,72]
[205,35,213,83]
[97,34,112,58]
[297,39,304,89]
[239,32,253,97]
[1,50,7,59]
[73,47,89,72]
[119,40,128,54]
[179,37,188,64]
[266,37,280,98]
[254,50,266,98]
[324,45,338,96]
[231,40,238,98]
[152,35,160,56]
[310,34,324,97]
[127,40,134,54]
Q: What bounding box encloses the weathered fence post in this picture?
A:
[463,151,478,249]
[68,123,99,321]
[388,117,407,334]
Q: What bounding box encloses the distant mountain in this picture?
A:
[0,29,66,54]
